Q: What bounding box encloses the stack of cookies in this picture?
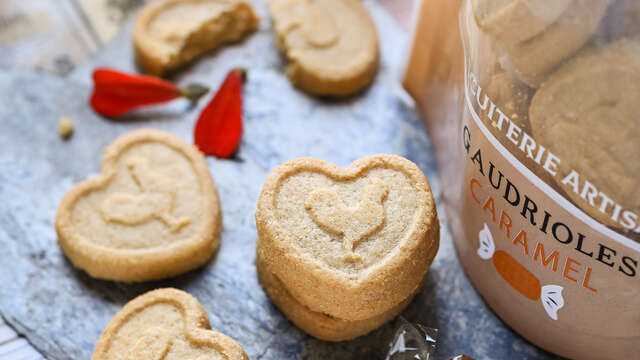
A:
[255,155,440,341]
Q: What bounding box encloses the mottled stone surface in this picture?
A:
[0,1,554,359]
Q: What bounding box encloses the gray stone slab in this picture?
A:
[0,1,554,359]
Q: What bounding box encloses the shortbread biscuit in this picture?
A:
[92,288,247,360]
[500,0,611,87]
[481,69,558,190]
[255,155,439,321]
[133,0,259,76]
[484,70,532,128]
[472,0,572,46]
[267,0,379,96]
[605,0,640,41]
[530,40,640,229]
[256,251,415,341]
[56,129,221,282]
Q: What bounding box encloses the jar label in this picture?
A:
[460,67,639,343]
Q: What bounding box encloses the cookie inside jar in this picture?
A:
[469,0,640,239]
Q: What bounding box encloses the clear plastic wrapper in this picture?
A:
[384,318,474,360]
[385,317,438,360]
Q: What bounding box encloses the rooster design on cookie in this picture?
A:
[55,129,221,282]
[91,288,248,360]
[101,157,190,232]
[305,178,389,262]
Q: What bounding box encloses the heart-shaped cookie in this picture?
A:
[55,129,221,282]
[256,155,439,321]
[256,251,416,341]
[92,288,247,360]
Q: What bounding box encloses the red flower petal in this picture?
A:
[194,69,245,158]
[90,68,181,117]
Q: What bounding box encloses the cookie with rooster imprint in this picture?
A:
[255,154,439,326]
[91,288,247,360]
[55,129,221,282]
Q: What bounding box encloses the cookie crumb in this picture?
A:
[58,117,74,138]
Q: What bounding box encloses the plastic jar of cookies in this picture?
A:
[404,0,639,359]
